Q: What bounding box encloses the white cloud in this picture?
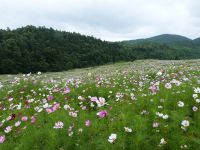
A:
[0,0,200,41]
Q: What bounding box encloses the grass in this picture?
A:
[0,59,200,150]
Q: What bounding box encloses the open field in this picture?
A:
[0,59,200,150]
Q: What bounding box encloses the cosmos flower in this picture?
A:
[0,135,5,144]
[96,97,107,107]
[48,95,54,101]
[15,121,21,127]
[4,126,12,133]
[193,94,198,99]
[181,120,190,130]
[69,111,78,118]
[195,99,200,103]
[46,108,53,114]
[108,133,117,143]
[181,120,190,127]
[165,83,172,89]
[31,116,36,123]
[21,116,28,122]
[194,87,200,93]
[63,87,70,94]
[162,114,169,119]
[53,121,64,129]
[97,110,108,118]
[177,101,184,107]
[153,122,159,128]
[192,106,198,112]
[90,97,98,102]
[160,138,167,145]
[156,71,163,76]
[124,127,132,133]
[149,85,158,94]
[85,120,91,126]
[64,104,71,110]
[52,103,60,111]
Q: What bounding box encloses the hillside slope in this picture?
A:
[0,26,135,74]
[122,34,192,45]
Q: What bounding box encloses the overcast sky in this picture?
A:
[0,0,200,41]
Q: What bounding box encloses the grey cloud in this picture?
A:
[0,0,200,41]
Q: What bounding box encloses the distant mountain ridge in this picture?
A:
[121,34,200,45]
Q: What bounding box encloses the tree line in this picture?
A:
[0,26,200,74]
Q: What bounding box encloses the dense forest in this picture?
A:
[0,26,135,74]
[0,26,200,74]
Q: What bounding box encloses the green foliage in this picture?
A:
[0,26,135,74]
[1,27,200,74]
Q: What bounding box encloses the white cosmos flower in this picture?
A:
[193,94,198,99]
[96,97,107,107]
[178,101,184,107]
[64,104,71,110]
[108,133,117,143]
[162,114,169,119]
[156,71,162,76]
[196,99,200,103]
[124,127,132,133]
[181,120,190,127]
[4,126,12,133]
[165,83,172,89]
[160,138,167,145]
[192,106,198,112]
[153,122,159,128]
[15,121,21,127]
[194,87,200,93]
[43,103,49,108]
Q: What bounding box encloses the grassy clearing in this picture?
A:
[0,60,200,150]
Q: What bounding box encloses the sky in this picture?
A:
[0,0,200,41]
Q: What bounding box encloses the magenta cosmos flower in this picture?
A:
[48,95,54,101]
[97,110,108,118]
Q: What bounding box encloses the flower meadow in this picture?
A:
[0,60,200,150]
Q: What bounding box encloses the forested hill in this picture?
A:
[0,26,135,74]
[119,34,200,60]
[0,26,200,74]
[121,34,192,45]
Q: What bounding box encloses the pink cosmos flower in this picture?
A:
[149,85,157,93]
[85,120,91,126]
[46,108,53,114]
[97,110,108,118]
[91,97,98,102]
[52,103,60,111]
[0,135,5,144]
[31,116,36,123]
[21,116,28,122]
[63,87,70,94]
